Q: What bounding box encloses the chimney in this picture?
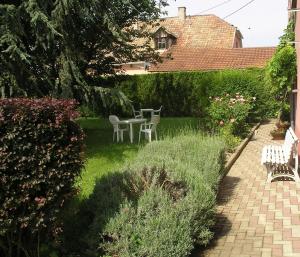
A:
[178,7,186,21]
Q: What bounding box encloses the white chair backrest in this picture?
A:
[156,106,163,112]
[153,106,162,115]
[283,127,298,162]
[109,115,120,126]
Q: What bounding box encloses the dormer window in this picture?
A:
[157,37,167,49]
[153,27,177,50]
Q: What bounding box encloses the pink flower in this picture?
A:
[35,197,46,207]
[219,120,224,126]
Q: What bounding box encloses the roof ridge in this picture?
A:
[168,46,277,50]
[160,14,215,20]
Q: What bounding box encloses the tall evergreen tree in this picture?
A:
[0,0,166,98]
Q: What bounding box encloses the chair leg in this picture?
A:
[266,165,273,183]
[294,154,300,182]
[116,131,119,143]
[139,131,141,143]
[149,132,152,142]
[120,131,124,142]
[113,131,115,142]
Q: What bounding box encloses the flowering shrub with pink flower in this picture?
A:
[207,93,256,137]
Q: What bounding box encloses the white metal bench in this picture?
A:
[261,127,299,183]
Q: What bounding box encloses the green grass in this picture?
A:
[76,117,199,197]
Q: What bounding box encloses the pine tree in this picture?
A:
[0,0,166,98]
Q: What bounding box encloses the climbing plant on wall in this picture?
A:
[265,20,297,121]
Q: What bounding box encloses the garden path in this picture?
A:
[195,121,300,257]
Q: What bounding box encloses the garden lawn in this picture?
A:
[76,117,199,197]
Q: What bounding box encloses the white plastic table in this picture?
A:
[140,108,154,117]
[118,118,146,143]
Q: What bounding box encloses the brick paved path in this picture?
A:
[196,121,300,257]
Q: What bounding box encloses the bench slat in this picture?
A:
[261,127,299,182]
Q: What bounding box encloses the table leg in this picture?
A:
[130,123,133,143]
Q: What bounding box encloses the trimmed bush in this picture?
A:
[0,98,84,257]
[94,134,226,257]
[90,69,275,119]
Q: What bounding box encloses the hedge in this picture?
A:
[0,98,84,257]
[90,69,276,118]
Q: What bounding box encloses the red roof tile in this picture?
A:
[157,15,239,48]
[133,14,241,49]
[149,47,276,72]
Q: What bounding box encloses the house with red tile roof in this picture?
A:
[119,7,275,74]
[149,47,276,72]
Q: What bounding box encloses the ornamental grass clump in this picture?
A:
[0,98,84,257]
[99,134,225,257]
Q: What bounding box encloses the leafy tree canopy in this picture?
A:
[0,0,167,99]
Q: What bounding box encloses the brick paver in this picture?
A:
[196,121,300,257]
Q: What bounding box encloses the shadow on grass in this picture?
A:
[61,171,131,257]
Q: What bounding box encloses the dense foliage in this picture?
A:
[0,0,166,98]
[62,133,225,257]
[265,20,296,120]
[206,93,256,150]
[95,69,275,118]
[0,98,84,257]
[207,93,255,134]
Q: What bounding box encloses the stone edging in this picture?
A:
[222,122,261,177]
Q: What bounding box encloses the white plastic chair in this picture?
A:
[139,115,160,143]
[131,106,143,119]
[109,115,128,142]
[152,105,163,117]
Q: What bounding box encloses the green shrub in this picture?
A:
[265,20,296,121]
[265,45,296,121]
[91,69,276,118]
[207,93,254,136]
[79,105,97,118]
[98,134,226,257]
[206,69,275,119]
[116,72,209,117]
[0,98,84,257]
[102,186,193,257]
[219,124,241,151]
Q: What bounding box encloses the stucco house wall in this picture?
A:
[293,1,300,143]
